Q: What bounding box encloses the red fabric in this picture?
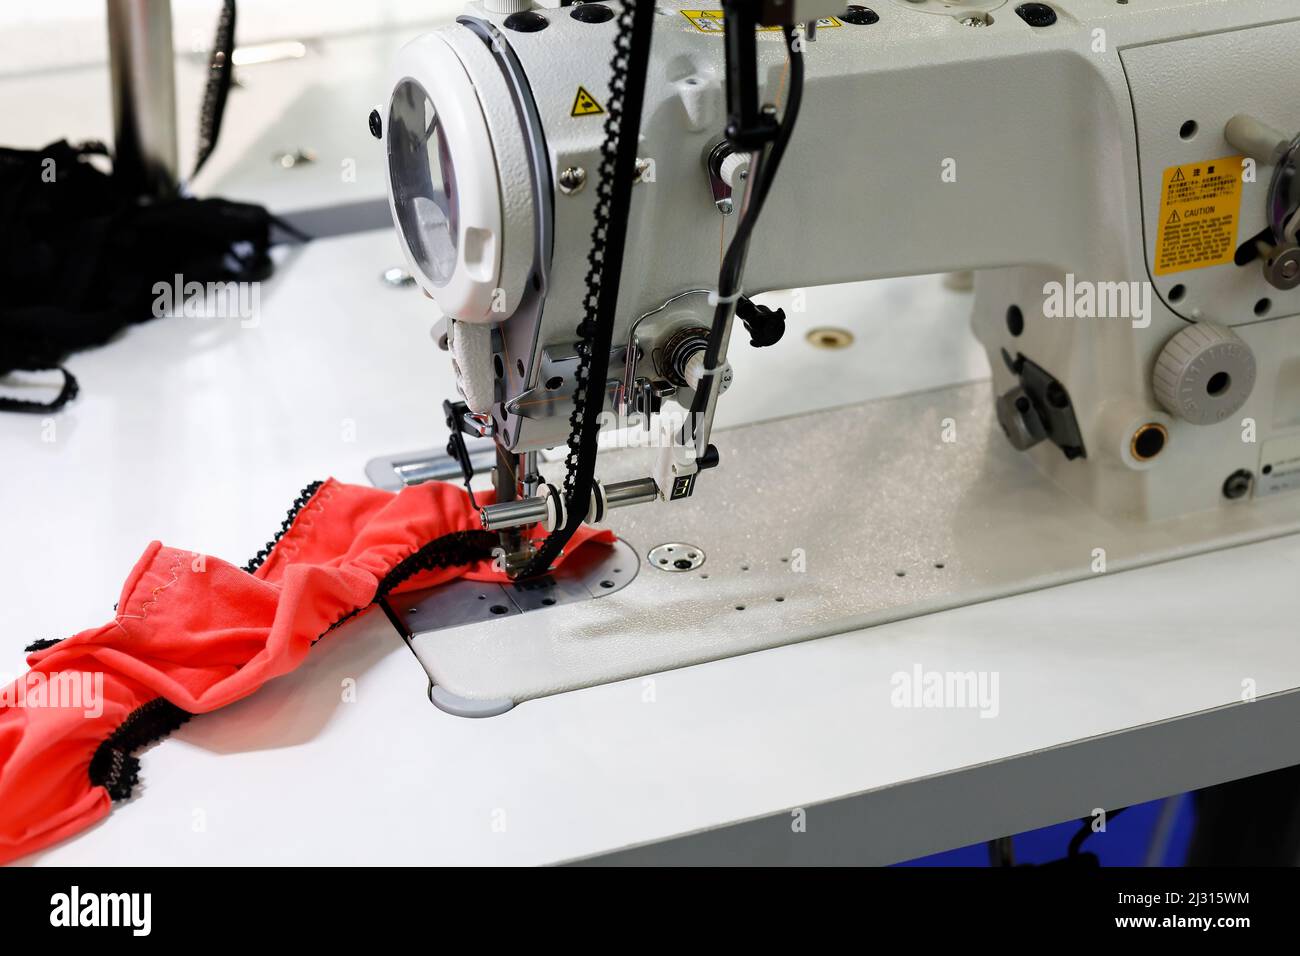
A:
[0,478,612,864]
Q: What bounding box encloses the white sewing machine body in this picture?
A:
[378,0,1300,713]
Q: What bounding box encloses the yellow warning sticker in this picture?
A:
[680,10,841,32]
[571,86,604,117]
[1154,156,1244,276]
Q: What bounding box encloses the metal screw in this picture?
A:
[961,15,990,26]
[558,166,587,195]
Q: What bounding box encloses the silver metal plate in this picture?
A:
[392,537,639,636]
[406,381,1300,713]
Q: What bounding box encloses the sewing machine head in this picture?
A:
[382,0,1300,578]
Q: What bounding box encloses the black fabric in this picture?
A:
[0,139,299,413]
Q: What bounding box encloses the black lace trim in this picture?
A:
[24,637,62,653]
[376,530,498,599]
[89,698,192,801]
[243,479,325,573]
[309,530,497,647]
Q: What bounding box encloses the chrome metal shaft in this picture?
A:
[479,477,659,531]
[107,0,179,197]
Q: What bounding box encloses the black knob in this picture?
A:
[504,11,549,32]
[571,3,614,23]
[1016,3,1058,27]
[736,297,786,348]
[842,6,879,26]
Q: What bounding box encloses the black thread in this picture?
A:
[520,0,657,577]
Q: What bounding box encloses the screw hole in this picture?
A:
[1206,371,1231,397]
[541,597,556,606]
[735,605,746,611]
[546,375,564,390]
[934,562,945,569]
[806,327,854,349]
[600,580,615,588]
[1179,120,1198,140]
[775,596,785,602]
[1168,284,1186,303]
[895,570,906,577]
[489,604,509,615]
[1131,422,1168,461]
[1255,297,1272,317]
[516,359,525,377]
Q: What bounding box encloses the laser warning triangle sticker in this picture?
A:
[571,86,605,117]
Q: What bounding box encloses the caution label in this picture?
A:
[1154,156,1244,276]
[680,10,842,32]
[571,86,604,117]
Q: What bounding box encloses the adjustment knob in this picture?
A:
[1152,322,1256,425]
[484,0,532,13]
[719,151,749,189]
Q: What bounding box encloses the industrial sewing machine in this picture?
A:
[371,0,1300,716]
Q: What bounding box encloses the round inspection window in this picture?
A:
[388,77,460,287]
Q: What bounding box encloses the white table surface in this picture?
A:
[2,229,1298,866]
[3,13,1299,866]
